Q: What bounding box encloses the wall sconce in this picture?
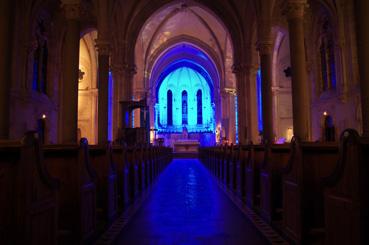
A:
[42,114,47,119]
[323,111,328,116]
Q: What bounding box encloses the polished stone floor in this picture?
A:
[114,159,269,245]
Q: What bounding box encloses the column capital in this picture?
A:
[256,40,273,55]
[281,0,308,20]
[61,1,80,20]
[232,63,259,76]
[95,39,110,56]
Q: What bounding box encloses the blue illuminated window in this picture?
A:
[167,90,173,126]
[182,90,188,125]
[257,68,263,133]
[197,90,202,125]
[157,66,214,133]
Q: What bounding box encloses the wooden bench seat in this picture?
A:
[323,129,369,245]
[0,132,59,245]
[245,144,263,209]
[89,143,118,225]
[236,145,251,198]
[43,139,96,244]
[260,143,290,223]
[282,137,338,244]
[230,145,240,191]
[111,145,131,210]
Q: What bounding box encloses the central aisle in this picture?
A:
[114,159,269,245]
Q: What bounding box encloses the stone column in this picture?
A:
[96,41,110,144]
[121,64,136,128]
[246,65,260,143]
[111,64,124,140]
[282,0,310,140]
[257,40,274,143]
[96,0,111,144]
[60,1,80,143]
[355,0,369,137]
[0,0,13,139]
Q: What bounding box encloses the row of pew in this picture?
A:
[0,132,172,245]
[199,129,369,244]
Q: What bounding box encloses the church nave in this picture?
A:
[111,159,269,245]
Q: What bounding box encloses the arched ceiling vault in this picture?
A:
[132,1,239,93]
[146,36,223,86]
[112,0,247,65]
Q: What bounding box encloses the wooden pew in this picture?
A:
[147,145,155,185]
[143,145,151,188]
[43,138,96,244]
[125,147,139,202]
[136,145,145,192]
[0,132,59,245]
[245,144,263,209]
[219,144,227,181]
[236,145,251,198]
[282,137,338,244]
[323,129,369,245]
[112,145,130,210]
[224,144,233,186]
[89,143,118,225]
[230,145,240,191]
[259,143,290,224]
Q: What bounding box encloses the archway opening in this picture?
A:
[133,2,237,146]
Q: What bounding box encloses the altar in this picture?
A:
[173,140,200,154]
[172,127,200,157]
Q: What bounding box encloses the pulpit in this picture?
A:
[118,99,149,146]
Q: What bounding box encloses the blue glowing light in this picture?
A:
[235,95,239,144]
[108,71,113,141]
[157,66,214,133]
[256,68,263,133]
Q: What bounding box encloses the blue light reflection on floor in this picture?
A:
[114,159,268,245]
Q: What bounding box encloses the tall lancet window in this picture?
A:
[167,90,173,126]
[197,90,203,125]
[319,20,336,92]
[182,90,188,125]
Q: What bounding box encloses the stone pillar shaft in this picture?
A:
[0,0,13,139]
[97,44,110,144]
[356,0,369,136]
[247,68,260,143]
[61,3,80,143]
[258,46,274,143]
[283,1,310,140]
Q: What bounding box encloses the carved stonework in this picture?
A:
[232,63,258,76]
[281,0,309,19]
[95,39,110,56]
[62,3,80,20]
[256,41,273,55]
